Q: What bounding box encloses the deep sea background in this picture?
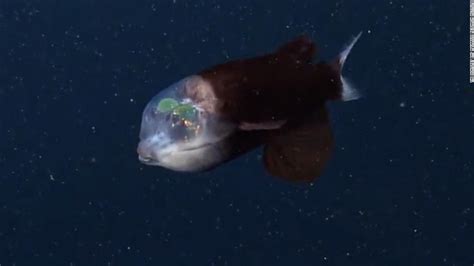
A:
[0,0,473,265]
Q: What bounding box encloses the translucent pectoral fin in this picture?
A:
[263,107,334,182]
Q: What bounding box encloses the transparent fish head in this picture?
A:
[137,76,235,170]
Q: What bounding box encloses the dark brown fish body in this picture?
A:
[137,33,361,182]
[199,37,342,124]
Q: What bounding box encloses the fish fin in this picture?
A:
[331,32,362,101]
[239,120,287,131]
[262,107,334,182]
[276,35,316,63]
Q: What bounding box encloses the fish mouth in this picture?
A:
[138,155,151,162]
[137,141,217,166]
[138,155,161,165]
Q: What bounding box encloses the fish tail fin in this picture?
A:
[331,31,362,101]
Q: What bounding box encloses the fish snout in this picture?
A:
[137,140,157,163]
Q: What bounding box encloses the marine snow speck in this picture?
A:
[137,32,362,182]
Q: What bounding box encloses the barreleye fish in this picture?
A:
[137,32,362,182]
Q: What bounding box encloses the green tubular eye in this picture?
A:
[172,104,197,120]
[157,98,179,113]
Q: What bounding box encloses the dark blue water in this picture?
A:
[0,0,472,265]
